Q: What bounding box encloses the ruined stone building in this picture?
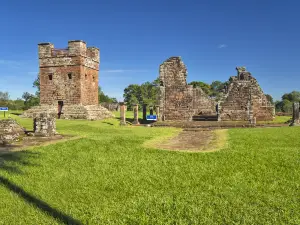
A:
[158,57,216,121]
[23,40,113,120]
[157,57,274,122]
[219,67,275,121]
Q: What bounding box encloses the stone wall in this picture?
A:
[22,104,114,120]
[219,67,274,121]
[158,57,216,121]
[38,40,99,106]
[101,102,119,111]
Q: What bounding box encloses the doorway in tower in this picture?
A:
[58,101,64,119]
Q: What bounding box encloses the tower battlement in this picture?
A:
[38,40,99,63]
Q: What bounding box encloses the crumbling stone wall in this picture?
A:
[39,40,99,106]
[0,119,24,145]
[158,57,216,120]
[219,67,274,121]
[101,102,119,111]
[33,112,57,136]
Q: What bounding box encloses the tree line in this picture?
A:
[122,78,300,114]
[275,91,300,113]
[123,79,274,109]
[1,74,299,114]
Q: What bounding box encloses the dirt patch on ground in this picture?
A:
[0,134,76,154]
[146,129,228,152]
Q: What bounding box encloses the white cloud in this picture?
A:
[218,44,228,49]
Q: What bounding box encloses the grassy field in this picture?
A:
[0,114,300,224]
[257,115,291,124]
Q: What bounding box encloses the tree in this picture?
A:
[188,81,211,95]
[123,79,159,110]
[265,94,274,104]
[22,92,39,109]
[123,84,142,109]
[140,81,158,106]
[282,91,300,102]
[22,92,33,103]
[0,91,9,101]
[0,91,10,107]
[98,86,117,104]
[210,81,223,93]
[33,75,40,97]
[275,91,300,113]
[282,99,293,113]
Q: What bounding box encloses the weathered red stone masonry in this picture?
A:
[158,57,275,122]
[39,40,99,105]
[158,57,216,121]
[23,40,113,120]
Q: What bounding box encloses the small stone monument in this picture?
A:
[132,104,140,125]
[33,112,57,136]
[290,102,300,126]
[119,102,127,126]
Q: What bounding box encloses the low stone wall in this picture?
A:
[101,102,119,111]
[23,104,114,120]
[33,112,57,136]
[0,119,24,145]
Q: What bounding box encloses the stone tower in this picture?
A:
[38,40,99,106]
[22,40,113,120]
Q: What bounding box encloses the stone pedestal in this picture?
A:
[119,102,126,126]
[251,117,256,125]
[290,102,300,126]
[155,105,160,121]
[132,104,140,125]
[33,112,57,136]
[143,104,148,121]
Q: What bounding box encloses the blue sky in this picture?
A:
[0,0,299,101]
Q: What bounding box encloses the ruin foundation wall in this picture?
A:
[158,57,216,121]
[219,68,274,121]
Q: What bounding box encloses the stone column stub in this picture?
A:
[119,102,127,126]
[290,102,300,126]
[132,104,140,125]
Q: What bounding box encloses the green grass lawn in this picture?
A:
[0,115,300,224]
[257,115,291,124]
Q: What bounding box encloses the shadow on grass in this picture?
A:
[0,151,83,225]
[0,176,83,225]
[102,121,114,126]
[115,117,155,125]
[0,151,39,174]
[9,112,22,116]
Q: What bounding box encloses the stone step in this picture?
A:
[192,115,218,121]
